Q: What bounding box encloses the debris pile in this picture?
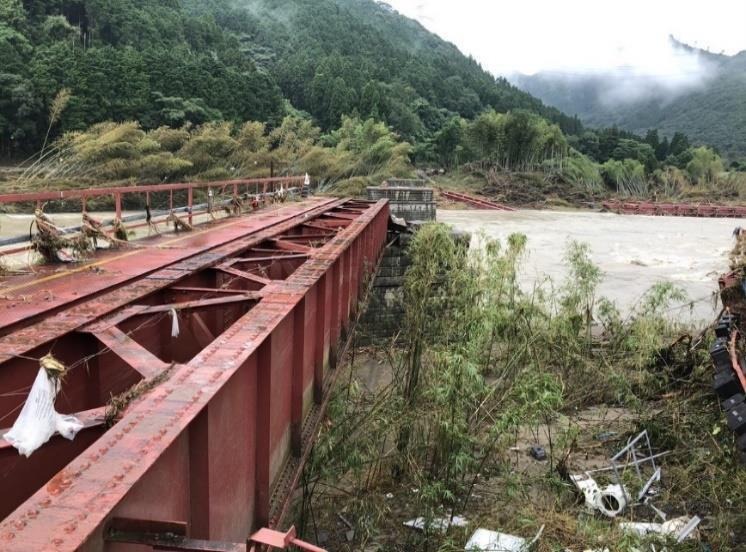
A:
[166,211,193,233]
[712,230,746,463]
[33,209,93,262]
[82,213,128,248]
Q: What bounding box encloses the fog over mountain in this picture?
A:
[511,38,746,159]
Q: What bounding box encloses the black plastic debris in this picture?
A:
[710,338,731,371]
[530,446,547,461]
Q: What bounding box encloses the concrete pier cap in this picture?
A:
[366,179,436,223]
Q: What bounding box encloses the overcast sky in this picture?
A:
[385,0,746,76]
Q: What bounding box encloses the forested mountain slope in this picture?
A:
[0,0,285,154]
[184,0,581,137]
[0,0,578,156]
[513,41,746,160]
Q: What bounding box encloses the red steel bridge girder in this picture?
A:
[603,200,746,218]
[439,190,515,211]
[0,197,390,551]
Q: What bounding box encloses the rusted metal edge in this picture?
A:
[603,200,746,218]
[269,231,388,528]
[0,199,389,550]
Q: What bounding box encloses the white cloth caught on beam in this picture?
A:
[3,368,83,457]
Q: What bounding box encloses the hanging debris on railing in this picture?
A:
[3,354,83,457]
[33,209,93,262]
[145,203,160,235]
[82,213,128,249]
[207,189,216,220]
[228,195,244,217]
[113,218,129,241]
[166,212,193,233]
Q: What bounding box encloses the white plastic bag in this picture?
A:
[3,368,83,457]
[171,308,180,338]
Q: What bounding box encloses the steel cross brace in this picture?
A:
[250,526,326,551]
[105,519,326,552]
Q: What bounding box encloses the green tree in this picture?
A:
[610,139,657,173]
[686,146,723,184]
[432,117,464,168]
[0,0,26,30]
[669,132,691,157]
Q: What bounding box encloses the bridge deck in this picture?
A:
[0,196,389,551]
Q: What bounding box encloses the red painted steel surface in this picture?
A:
[603,200,746,218]
[0,196,390,551]
[440,190,516,211]
[0,200,332,335]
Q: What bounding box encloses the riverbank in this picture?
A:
[297,223,745,551]
[431,169,746,211]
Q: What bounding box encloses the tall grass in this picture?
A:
[10,116,414,194]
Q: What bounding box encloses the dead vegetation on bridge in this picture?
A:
[298,224,745,551]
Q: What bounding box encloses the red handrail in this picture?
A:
[0,176,306,255]
[0,177,303,205]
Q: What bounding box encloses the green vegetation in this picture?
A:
[0,0,577,158]
[0,0,285,156]
[14,116,412,193]
[434,113,741,206]
[1,0,740,205]
[301,225,746,550]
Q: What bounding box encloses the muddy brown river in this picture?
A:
[439,209,742,323]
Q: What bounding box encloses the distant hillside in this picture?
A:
[183,0,581,138]
[0,0,579,156]
[512,39,746,160]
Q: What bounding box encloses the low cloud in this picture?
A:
[592,38,720,105]
[511,36,722,108]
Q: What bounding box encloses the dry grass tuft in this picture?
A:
[105,364,175,426]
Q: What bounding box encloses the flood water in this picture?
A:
[438,209,741,323]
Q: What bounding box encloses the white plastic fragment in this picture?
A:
[571,474,602,512]
[465,529,526,551]
[171,308,180,338]
[403,516,467,533]
[619,516,701,542]
[466,525,544,551]
[570,474,628,518]
[675,515,702,542]
[597,483,628,517]
[3,368,83,457]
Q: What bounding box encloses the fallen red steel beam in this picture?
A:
[0,197,390,551]
[603,200,746,218]
[440,190,516,211]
